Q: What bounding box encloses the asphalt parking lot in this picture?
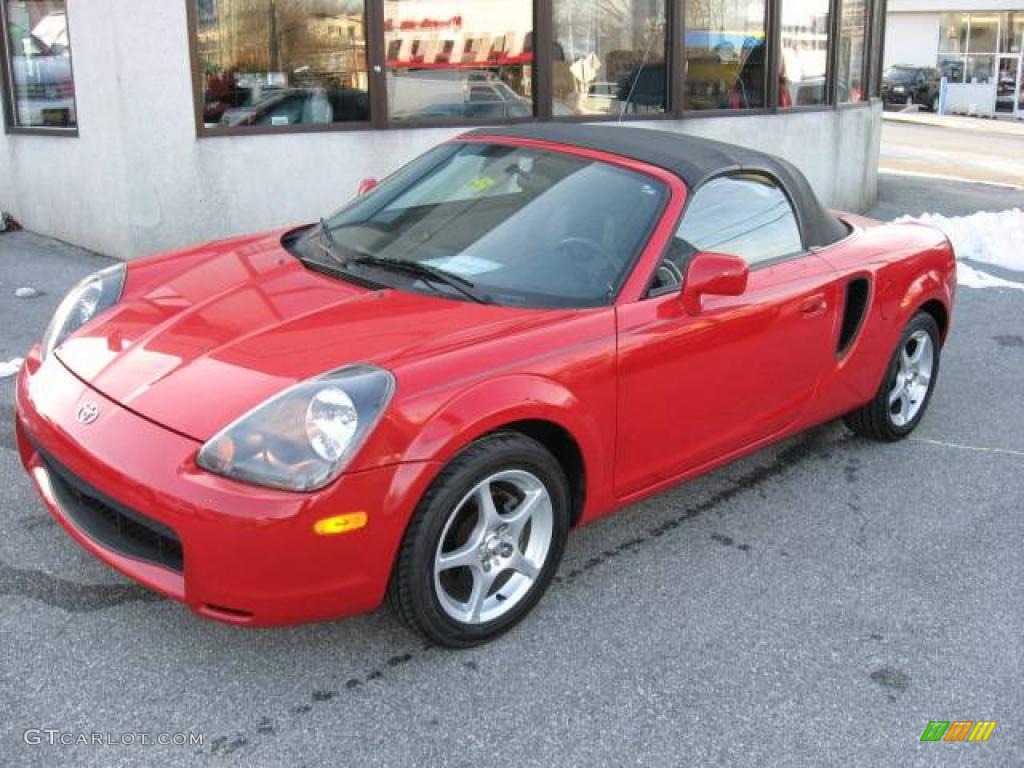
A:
[1,174,1022,767]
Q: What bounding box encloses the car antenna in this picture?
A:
[619,26,660,122]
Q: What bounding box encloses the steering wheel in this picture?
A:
[653,259,684,290]
[556,236,620,284]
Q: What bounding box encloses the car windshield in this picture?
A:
[884,68,919,83]
[317,142,668,308]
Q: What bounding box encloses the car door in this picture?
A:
[614,172,840,497]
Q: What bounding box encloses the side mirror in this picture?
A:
[681,251,749,315]
[357,177,379,195]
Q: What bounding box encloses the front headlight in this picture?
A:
[196,365,395,492]
[41,263,126,361]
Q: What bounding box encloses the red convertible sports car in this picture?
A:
[15,125,955,647]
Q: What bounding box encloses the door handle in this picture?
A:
[800,294,827,316]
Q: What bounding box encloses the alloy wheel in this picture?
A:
[433,469,554,625]
[888,329,934,427]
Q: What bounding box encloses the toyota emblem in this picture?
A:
[76,401,100,425]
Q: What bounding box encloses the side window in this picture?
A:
[677,174,803,266]
[648,173,803,294]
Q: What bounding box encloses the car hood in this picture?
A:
[56,232,571,441]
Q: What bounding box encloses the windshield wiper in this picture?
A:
[316,217,352,263]
[349,255,487,304]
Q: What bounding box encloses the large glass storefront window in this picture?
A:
[965,54,995,84]
[837,0,866,102]
[181,0,882,132]
[938,14,968,55]
[195,0,369,129]
[779,0,830,106]
[967,13,999,54]
[385,0,533,122]
[2,0,76,129]
[1000,12,1023,54]
[937,54,965,83]
[684,0,766,110]
[552,0,666,116]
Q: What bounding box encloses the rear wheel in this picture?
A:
[844,312,941,441]
[387,432,570,647]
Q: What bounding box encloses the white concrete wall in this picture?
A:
[884,13,942,68]
[0,1,882,260]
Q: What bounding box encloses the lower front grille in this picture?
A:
[38,449,184,573]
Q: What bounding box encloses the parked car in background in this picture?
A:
[882,66,941,111]
[218,86,369,127]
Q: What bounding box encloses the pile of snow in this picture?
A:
[957,262,1024,292]
[896,209,1024,291]
[0,357,23,379]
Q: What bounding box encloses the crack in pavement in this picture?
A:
[197,424,847,757]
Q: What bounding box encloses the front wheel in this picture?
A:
[844,312,941,441]
[387,432,570,647]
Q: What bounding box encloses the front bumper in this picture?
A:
[15,349,439,626]
[881,89,911,105]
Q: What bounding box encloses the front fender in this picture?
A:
[399,374,613,519]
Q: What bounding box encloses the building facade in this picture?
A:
[2,0,886,259]
[884,1,1024,117]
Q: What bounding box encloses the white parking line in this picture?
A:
[878,167,1024,192]
[910,437,1024,459]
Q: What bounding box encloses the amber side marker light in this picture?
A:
[314,512,368,535]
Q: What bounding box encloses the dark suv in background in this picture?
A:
[882,66,941,111]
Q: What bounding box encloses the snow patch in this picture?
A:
[956,262,1024,292]
[0,357,24,378]
[896,209,1024,290]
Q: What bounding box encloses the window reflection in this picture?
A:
[999,12,1023,54]
[385,0,533,122]
[965,54,994,84]
[3,0,76,128]
[684,0,766,110]
[937,54,964,83]
[675,174,802,265]
[938,14,968,54]
[837,0,865,102]
[551,0,666,116]
[196,0,369,129]
[967,14,998,53]
[780,0,830,106]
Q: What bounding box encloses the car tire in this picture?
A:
[844,312,941,441]
[387,431,570,648]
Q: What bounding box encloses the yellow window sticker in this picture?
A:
[466,176,496,192]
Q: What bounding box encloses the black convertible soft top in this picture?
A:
[466,124,849,250]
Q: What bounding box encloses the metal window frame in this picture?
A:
[0,0,80,136]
